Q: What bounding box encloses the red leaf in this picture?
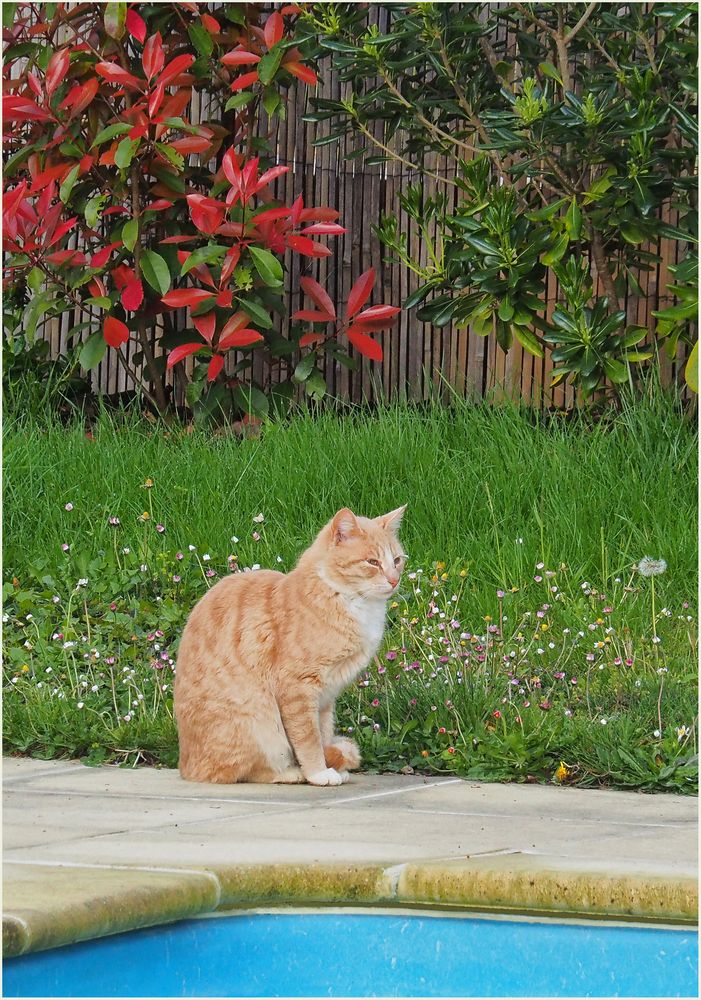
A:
[346,267,376,318]
[230,70,259,92]
[287,235,332,257]
[129,123,148,139]
[160,235,198,244]
[264,11,284,48]
[347,316,398,333]
[193,311,216,344]
[46,48,70,98]
[110,264,134,289]
[186,193,226,234]
[148,82,165,118]
[157,54,195,87]
[166,342,206,368]
[157,88,192,120]
[299,276,336,319]
[347,327,383,362]
[122,278,144,311]
[219,311,251,339]
[254,164,290,193]
[2,95,52,123]
[45,249,86,266]
[59,78,99,116]
[284,61,317,86]
[142,32,164,81]
[251,206,291,225]
[281,4,302,13]
[299,206,340,222]
[146,199,173,211]
[162,288,214,308]
[221,49,261,66]
[218,328,264,350]
[95,61,142,89]
[90,241,122,269]
[126,8,147,43]
[104,316,130,348]
[292,309,334,323]
[216,289,233,308]
[299,332,324,347]
[207,354,225,381]
[220,246,241,286]
[300,223,346,236]
[171,135,212,155]
[201,13,220,33]
[354,304,401,323]
[89,277,106,297]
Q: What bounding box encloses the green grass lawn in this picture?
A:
[3,391,697,791]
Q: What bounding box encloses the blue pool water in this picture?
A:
[3,910,698,998]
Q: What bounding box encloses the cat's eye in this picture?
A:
[367,558,381,567]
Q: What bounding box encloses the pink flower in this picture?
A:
[386,650,397,661]
[173,575,181,583]
[492,711,501,719]
[109,602,117,611]
[61,543,69,552]
[65,503,73,511]
[496,590,505,599]
[447,746,456,754]
[176,552,184,560]
[252,531,261,541]
[438,726,446,734]
[206,569,216,578]
[371,698,380,707]
[108,516,120,526]
[534,575,543,583]
[156,524,165,534]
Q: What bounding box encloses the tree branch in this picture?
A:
[565,2,598,44]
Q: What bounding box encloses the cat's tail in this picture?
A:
[324,737,361,772]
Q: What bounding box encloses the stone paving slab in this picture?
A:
[3,758,698,957]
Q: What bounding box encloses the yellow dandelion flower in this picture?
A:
[459,569,468,578]
[143,478,154,488]
[554,762,569,782]
[21,664,29,673]
[595,618,604,625]
[484,615,492,622]
[441,572,449,581]
[436,561,446,572]
[421,749,430,758]
[540,623,549,632]
[390,601,399,609]
[604,636,612,643]
[431,574,439,583]
[140,511,150,521]
[510,586,520,593]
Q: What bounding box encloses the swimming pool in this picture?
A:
[4,909,698,998]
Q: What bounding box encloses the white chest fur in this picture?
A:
[343,594,387,658]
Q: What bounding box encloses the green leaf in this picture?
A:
[403,284,432,310]
[140,251,171,296]
[114,137,139,170]
[85,194,109,229]
[603,358,629,383]
[104,1,126,38]
[155,142,184,172]
[294,353,317,382]
[305,368,326,400]
[621,351,653,362]
[498,298,514,322]
[59,164,80,205]
[27,267,43,292]
[25,292,54,341]
[248,246,284,287]
[564,198,582,240]
[526,198,567,222]
[225,92,256,112]
[620,224,645,245]
[90,123,132,148]
[2,3,17,29]
[541,233,569,265]
[464,234,500,255]
[84,296,112,309]
[257,46,284,86]
[188,22,214,57]
[79,331,107,369]
[684,341,698,393]
[263,87,282,117]
[151,164,186,194]
[538,61,563,85]
[180,245,227,276]
[122,218,139,252]
[233,384,269,418]
[513,325,544,358]
[237,297,273,328]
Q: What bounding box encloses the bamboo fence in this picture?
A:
[36,4,693,409]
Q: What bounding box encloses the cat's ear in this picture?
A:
[332,508,360,544]
[376,504,407,534]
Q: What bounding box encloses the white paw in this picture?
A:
[307,767,345,786]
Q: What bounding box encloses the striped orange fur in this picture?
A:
[174,506,406,785]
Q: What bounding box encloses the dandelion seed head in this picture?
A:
[637,556,667,577]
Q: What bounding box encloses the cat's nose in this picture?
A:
[387,574,399,588]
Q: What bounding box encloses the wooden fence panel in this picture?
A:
[29,4,693,409]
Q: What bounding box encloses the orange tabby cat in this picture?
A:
[174,506,406,786]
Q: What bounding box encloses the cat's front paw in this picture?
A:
[306,767,348,786]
